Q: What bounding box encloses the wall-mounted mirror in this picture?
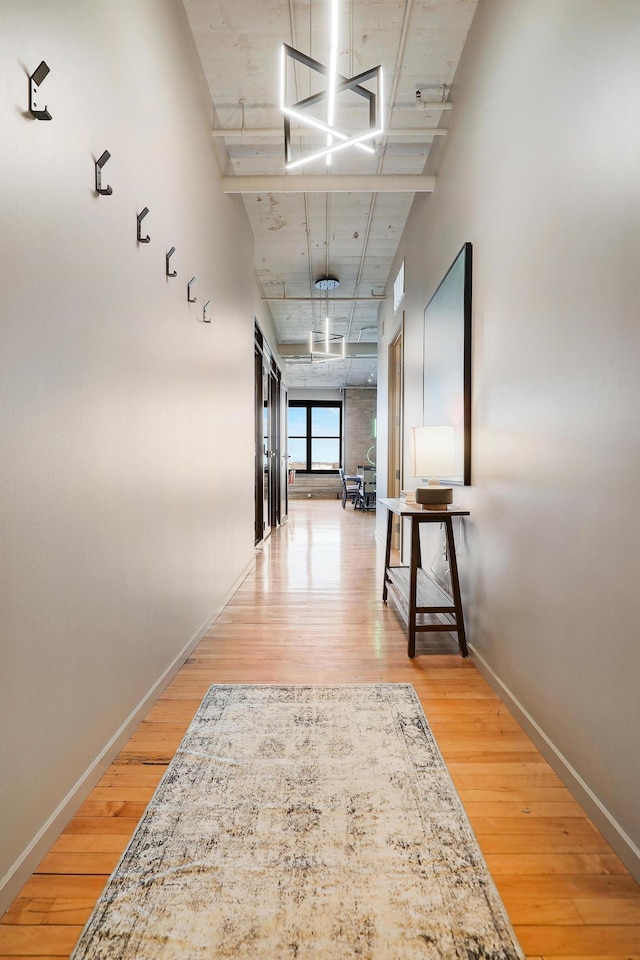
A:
[422,242,472,485]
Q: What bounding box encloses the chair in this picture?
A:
[357,466,376,511]
[339,467,360,509]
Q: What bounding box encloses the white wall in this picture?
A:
[378,0,640,877]
[0,0,275,909]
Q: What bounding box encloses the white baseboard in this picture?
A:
[468,642,640,884]
[0,555,256,917]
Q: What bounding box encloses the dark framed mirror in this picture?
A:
[422,242,472,485]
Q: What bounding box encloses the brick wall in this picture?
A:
[344,388,377,474]
[288,473,342,500]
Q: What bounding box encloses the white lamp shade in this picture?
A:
[411,425,456,479]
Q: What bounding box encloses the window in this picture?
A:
[393,259,405,313]
[288,401,342,472]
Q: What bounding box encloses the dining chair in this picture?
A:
[357,466,376,511]
[339,467,360,509]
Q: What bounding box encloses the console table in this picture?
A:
[379,498,470,658]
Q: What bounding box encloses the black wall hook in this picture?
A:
[95,150,113,196]
[29,61,52,120]
[203,299,211,323]
[187,277,196,303]
[166,247,177,278]
[137,207,150,243]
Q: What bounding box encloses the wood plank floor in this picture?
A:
[2,500,639,958]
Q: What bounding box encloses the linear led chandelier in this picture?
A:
[310,276,346,360]
[280,0,384,170]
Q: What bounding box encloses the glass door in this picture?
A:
[254,343,265,545]
[263,356,270,536]
[255,324,284,544]
[280,385,289,524]
[268,364,280,529]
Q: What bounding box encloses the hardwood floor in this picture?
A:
[2,500,639,958]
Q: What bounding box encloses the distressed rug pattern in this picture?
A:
[71,684,523,959]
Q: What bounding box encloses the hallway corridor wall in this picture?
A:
[377,0,640,878]
[0,0,275,910]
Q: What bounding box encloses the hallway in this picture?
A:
[2,501,639,957]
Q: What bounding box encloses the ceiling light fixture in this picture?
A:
[279,48,376,154]
[326,0,338,166]
[280,0,384,170]
[309,276,346,360]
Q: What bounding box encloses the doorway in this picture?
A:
[388,320,404,550]
[255,324,286,545]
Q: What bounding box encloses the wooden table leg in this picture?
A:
[382,508,393,602]
[445,516,468,657]
[408,518,420,658]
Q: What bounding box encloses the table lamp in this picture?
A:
[410,425,456,508]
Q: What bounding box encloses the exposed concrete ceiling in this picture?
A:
[182,0,477,388]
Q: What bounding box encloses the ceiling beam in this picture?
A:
[212,128,446,139]
[279,342,377,358]
[264,295,385,302]
[223,175,436,194]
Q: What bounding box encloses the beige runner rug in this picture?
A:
[71,683,523,959]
